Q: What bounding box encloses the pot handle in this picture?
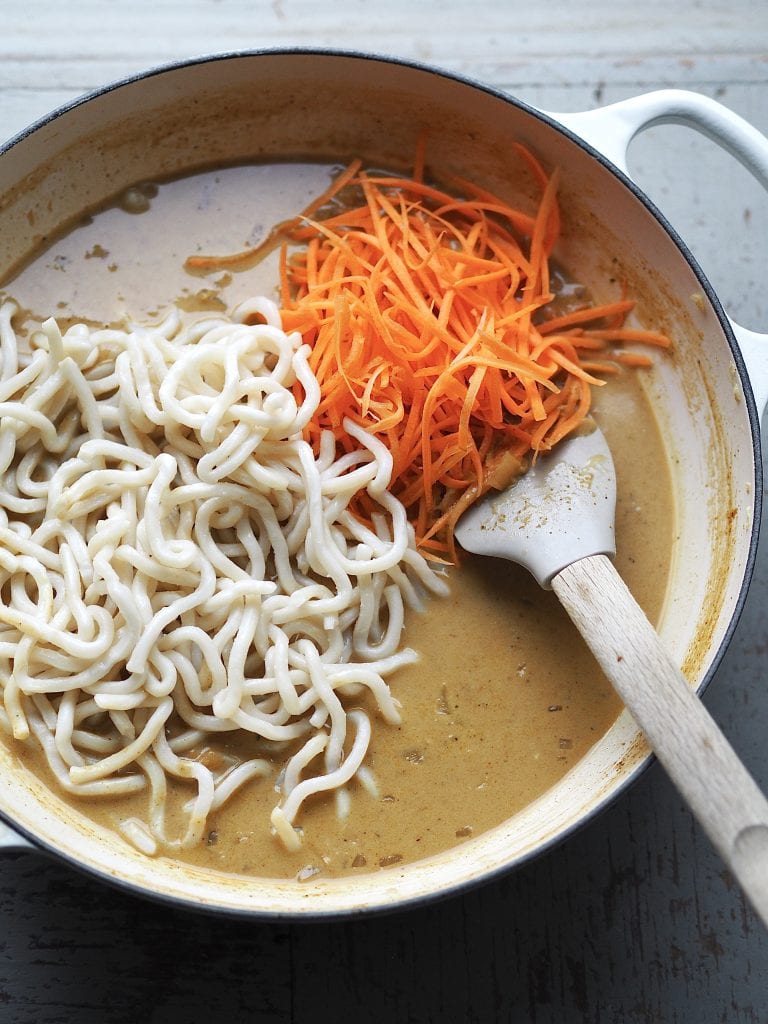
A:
[0,817,34,852]
[548,89,768,416]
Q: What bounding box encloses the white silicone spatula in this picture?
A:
[454,425,768,928]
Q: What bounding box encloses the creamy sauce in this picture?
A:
[2,162,675,879]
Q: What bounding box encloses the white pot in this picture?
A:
[0,52,766,917]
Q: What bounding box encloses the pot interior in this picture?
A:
[0,52,758,915]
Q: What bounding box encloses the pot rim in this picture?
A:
[0,46,762,919]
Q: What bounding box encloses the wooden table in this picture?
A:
[1,2,767,1020]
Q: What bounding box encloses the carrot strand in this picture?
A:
[193,147,672,557]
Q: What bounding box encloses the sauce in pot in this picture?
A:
[2,162,675,879]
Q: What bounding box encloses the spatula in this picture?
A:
[454,424,768,928]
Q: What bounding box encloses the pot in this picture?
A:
[0,51,766,917]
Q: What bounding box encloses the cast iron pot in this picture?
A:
[0,51,766,917]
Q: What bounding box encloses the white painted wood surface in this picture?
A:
[1,2,767,1020]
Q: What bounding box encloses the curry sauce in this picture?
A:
[2,161,675,880]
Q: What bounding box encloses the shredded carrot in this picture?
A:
[191,149,672,560]
[184,159,364,272]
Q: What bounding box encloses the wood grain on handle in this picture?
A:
[552,554,768,930]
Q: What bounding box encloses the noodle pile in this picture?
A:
[0,297,447,855]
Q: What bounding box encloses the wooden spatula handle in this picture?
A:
[552,554,768,929]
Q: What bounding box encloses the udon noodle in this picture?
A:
[0,295,447,855]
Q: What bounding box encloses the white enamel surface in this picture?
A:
[0,818,32,851]
[731,322,768,415]
[550,89,768,420]
[0,54,762,915]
